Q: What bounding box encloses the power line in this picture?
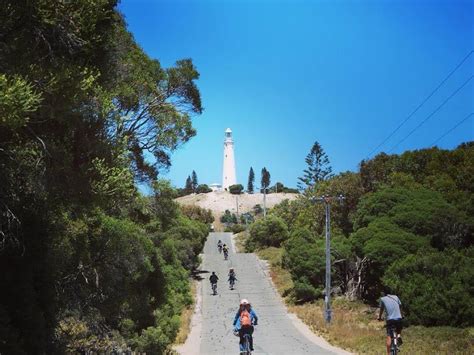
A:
[388,74,473,153]
[430,112,474,146]
[367,50,474,158]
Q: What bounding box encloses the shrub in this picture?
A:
[231,224,246,234]
[282,227,351,302]
[180,205,214,224]
[246,216,289,251]
[228,184,244,194]
[196,184,212,193]
[384,248,474,327]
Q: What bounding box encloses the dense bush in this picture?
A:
[0,1,205,353]
[231,224,246,234]
[384,248,474,327]
[180,205,214,225]
[229,184,244,194]
[246,216,289,251]
[282,228,351,302]
[220,209,238,224]
[272,144,473,327]
[196,184,212,193]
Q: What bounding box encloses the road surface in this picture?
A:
[177,232,349,355]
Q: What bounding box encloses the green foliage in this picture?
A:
[384,248,474,327]
[253,204,263,215]
[191,170,198,192]
[247,167,255,193]
[0,74,42,129]
[0,1,205,353]
[297,141,333,190]
[351,218,430,299]
[246,215,289,251]
[231,224,246,234]
[261,167,271,190]
[196,184,212,193]
[282,228,351,302]
[184,175,193,194]
[355,187,472,250]
[180,205,214,225]
[229,183,244,194]
[220,210,238,225]
[275,144,473,327]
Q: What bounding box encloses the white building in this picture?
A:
[222,128,236,189]
[209,183,222,191]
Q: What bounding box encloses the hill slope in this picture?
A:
[175,191,298,215]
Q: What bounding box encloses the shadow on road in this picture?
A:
[191,269,210,281]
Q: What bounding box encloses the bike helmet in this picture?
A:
[240,298,249,305]
[229,267,234,271]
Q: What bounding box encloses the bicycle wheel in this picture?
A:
[243,334,251,354]
[389,328,398,355]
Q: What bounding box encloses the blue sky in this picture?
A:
[119,0,473,189]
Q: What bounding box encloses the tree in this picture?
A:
[246,215,289,251]
[191,170,198,192]
[184,175,193,194]
[297,141,333,190]
[196,184,212,194]
[384,248,474,327]
[247,167,255,193]
[261,167,271,192]
[229,184,244,195]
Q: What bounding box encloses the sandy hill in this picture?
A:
[175,191,298,215]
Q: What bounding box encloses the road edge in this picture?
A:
[173,257,204,355]
[256,256,352,355]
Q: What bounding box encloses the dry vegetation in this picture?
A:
[174,282,197,345]
[254,245,474,354]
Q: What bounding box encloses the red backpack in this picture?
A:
[240,309,252,327]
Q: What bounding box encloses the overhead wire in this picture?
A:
[367,50,474,158]
[388,74,473,152]
[430,112,474,146]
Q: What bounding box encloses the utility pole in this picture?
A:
[236,195,239,217]
[263,187,267,217]
[312,194,345,324]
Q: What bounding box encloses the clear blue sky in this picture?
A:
[119,0,473,189]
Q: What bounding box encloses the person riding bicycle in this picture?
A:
[223,244,229,258]
[217,240,223,253]
[378,288,403,355]
[209,272,219,293]
[233,299,258,352]
[228,268,237,288]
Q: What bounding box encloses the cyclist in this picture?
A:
[228,268,237,289]
[217,240,223,253]
[209,272,219,295]
[233,299,258,353]
[378,288,403,355]
[223,244,229,259]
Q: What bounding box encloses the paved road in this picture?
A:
[194,232,344,355]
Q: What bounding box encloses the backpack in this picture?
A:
[240,309,252,327]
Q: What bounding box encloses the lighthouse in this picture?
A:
[222,128,236,190]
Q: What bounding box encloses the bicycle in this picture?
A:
[241,333,252,355]
[224,250,229,260]
[229,278,236,290]
[211,282,217,295]
[387,323,399,355]
[218,245,222,253]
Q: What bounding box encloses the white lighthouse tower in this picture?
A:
[222,128,236,190]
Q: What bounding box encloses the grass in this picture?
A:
[234,230,249,253]
[255,247,293,297]
[256,246,474,354]
[174,281,197,345]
